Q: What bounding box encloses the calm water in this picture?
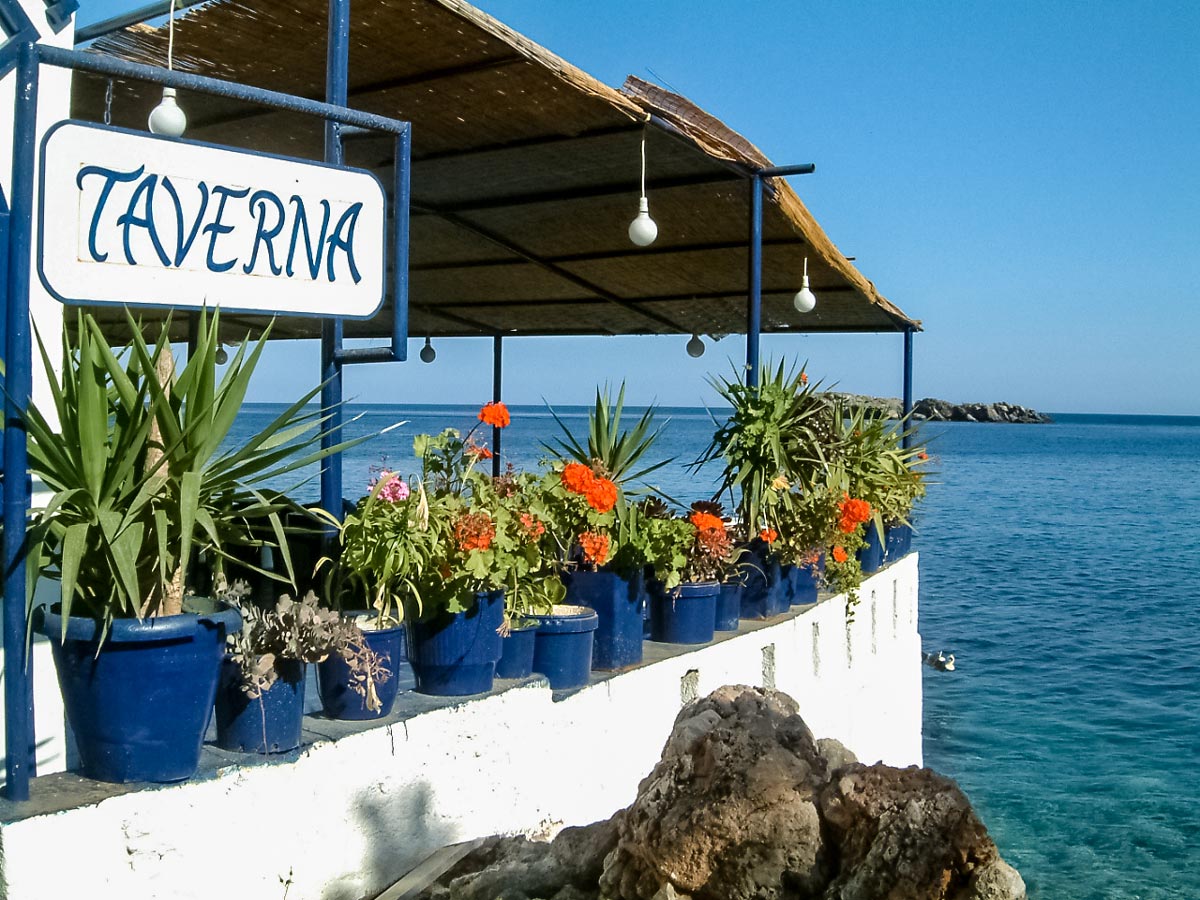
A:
[232,404,1200,899]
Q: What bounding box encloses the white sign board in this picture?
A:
[37,121,387,318]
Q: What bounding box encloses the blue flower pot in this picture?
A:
[858,521,885,574]
[215,657,306,754]
[650,580,718,644]
[741,551,786,619]
[564,569,644,670]
[495,619,538,680]
[715,581,742,631]
[39,599,242,784]
[317,620,406,720]
[530,605,598,690]
[790,556,824,607]
[885,522,913,561]
[408,591,505,696]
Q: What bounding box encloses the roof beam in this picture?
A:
[411,205,687,333]
[421,286,856,310]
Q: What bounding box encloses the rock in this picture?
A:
[819,763,1023,899]
[414,687,1023,900]
[600,685,832,900]
[912,397,1049,424]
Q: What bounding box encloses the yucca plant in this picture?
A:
[18,309,378,638]
[544,382,672,495]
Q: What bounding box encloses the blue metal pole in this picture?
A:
[0,188,10,389]
[492,335,502,478]
[319,0,350,527]
[3,41,40,802]
[902,327,915,448]
[746,173,763,387]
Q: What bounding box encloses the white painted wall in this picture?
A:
[0,557,922,900]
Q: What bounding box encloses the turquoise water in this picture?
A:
[232,404,1200,898]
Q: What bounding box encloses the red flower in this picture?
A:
[561,462,595,495]
[465,440,493,460]
[520,513,545,540]
[918,451,929,461]
[579,532,610,566]
[478,402,510,428]
[585,477,618,514]
[832,546,848,564]
[759,528,778,544]
[837,495,872,534]
[454,512,495,552]
[800,372,809,384]
[689,511,725,533]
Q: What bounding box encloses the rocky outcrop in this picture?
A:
[910,398,1050,424]
[416,686,1025,900]
[825,393,1050,424]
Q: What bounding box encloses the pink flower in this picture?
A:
[376,471,410,503]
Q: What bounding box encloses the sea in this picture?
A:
[232,404,1200,900]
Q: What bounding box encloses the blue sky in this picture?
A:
[77,1,1200,414]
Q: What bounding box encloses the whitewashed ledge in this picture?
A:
[0,555,920,900]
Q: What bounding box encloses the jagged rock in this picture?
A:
[912,397,1049,424]
[414,687,1023,900]
[600,685,835,900]
[819,763,1022,899]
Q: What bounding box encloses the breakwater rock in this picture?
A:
[415,686,1025,900]
[826,393,1051,424]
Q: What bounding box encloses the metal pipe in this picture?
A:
[36,44,408,135]
[902,328,915,448]
[391,128,411,361]
[746,173,763,387]
[758,163,816,178]
[319,0,351,529]
[74,0,210,44]
[3,42,40,803]
[492,335,503,478]
[0,189,10,393]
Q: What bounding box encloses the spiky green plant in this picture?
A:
[543,382,672,492]
[17,309,381,638]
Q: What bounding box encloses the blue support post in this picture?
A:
[0,187,10,386]
[319,0,350,527]
[492,335,502,478]
[3,41,40,802]
[746,173,763,387]
[902,327,915,448]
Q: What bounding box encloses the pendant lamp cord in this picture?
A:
[639,130,647,200]
[167,0,177,70]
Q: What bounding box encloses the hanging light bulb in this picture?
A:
[214,343,228,365]
[793,257,817,313]
[148,87,187,137]
[686,333,705,358]
[419,336,436,363]
[149,0,186,137]
[628,130,658,247]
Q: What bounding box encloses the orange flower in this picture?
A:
[832,546,848,564]
[465,439,493,460]
[800,372,809,384]
[759,528,778,544]
[689,511,725,533]
[454,512,495,552]
[520,513,545,540]
[561,462,595,495]
[918,451,928,461]
[585,477,618,514]
[837,496,872,534]
[478,402,511,428]
[579,531,610,566]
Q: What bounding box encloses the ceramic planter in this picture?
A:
[408,590,505,696]
[715,580,742,631]
[317,618,407,720]
[740,549,786,619]
[858,521,885,574]
[39,598,241,783]
[495,618,539,679]
[563,568,644,670]
[650,580,718,644]
[530,605,598,690]
[215,657,306,754]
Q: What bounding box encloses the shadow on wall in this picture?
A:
[320,779,455,900]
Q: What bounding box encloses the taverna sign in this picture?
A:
[37,121,387,318]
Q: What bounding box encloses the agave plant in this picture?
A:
[19,308,381,637]
[543,382,672,495]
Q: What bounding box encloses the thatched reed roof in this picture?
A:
[72,0,920,343]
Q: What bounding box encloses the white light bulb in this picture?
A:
[628,196,658,247]
[793,276,816,314]
[419,337,436,363]
[686,334,705,358]
[148,87,187,138]
[214,344,228,365]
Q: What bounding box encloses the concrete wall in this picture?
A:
[0,556,921,900]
